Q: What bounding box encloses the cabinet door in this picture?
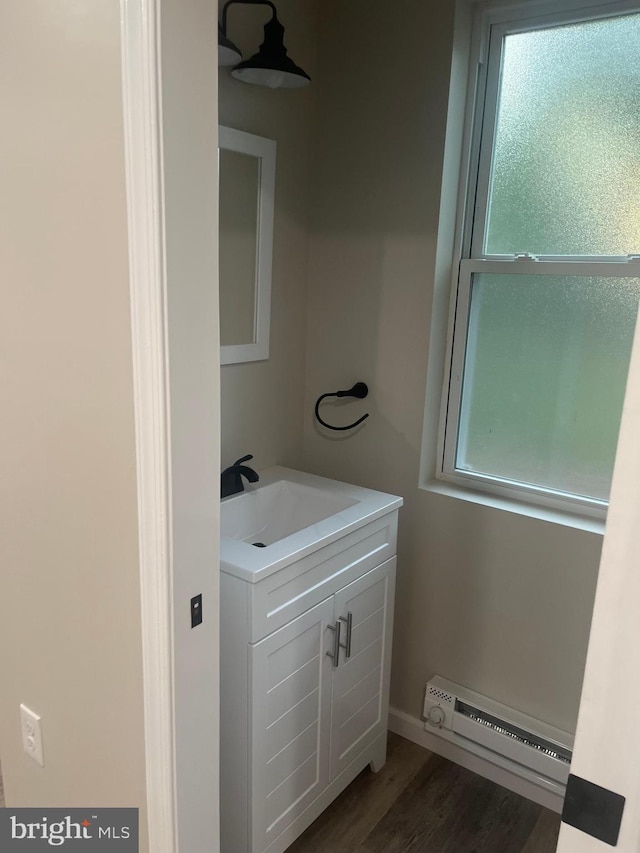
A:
[330,557,396,778]
[249,596,334,853]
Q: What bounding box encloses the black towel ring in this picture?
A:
[314,382,369,431]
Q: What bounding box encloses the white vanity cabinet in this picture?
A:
[220,472,400,853]
[250,558,395,852]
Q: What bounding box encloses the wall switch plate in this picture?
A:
[20,704,44,767]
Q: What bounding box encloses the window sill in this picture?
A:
[420,479,606,535]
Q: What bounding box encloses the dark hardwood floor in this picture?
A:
[288,733,561,853]
[0,737,561,851]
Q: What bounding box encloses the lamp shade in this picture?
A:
[231,15,310,89]
[218,22,243,66]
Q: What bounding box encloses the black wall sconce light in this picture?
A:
[218,0,311,89]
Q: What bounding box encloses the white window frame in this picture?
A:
[433,0,640,520]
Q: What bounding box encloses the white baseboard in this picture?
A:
[388,707,565,814]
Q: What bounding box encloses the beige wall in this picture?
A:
[0,0,147,842]
[216,0,601,736]
[218,0,319,471]
[301,0,603,733]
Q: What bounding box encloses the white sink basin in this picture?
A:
[220,467,402,582]
[221,478,357,546]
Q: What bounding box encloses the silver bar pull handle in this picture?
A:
[326,620,341,668]
[339,612,353,659]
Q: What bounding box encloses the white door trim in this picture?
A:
[120,1,177,850]
[120,2,221,851]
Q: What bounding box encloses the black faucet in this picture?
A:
[221,454,259,498]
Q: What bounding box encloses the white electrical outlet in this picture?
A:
[20,704,44,767]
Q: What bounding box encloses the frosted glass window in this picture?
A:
[485,14,640,256]
[457,274,640,500]
[437,1,640,514]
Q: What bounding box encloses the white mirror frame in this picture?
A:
[219,126,276,365]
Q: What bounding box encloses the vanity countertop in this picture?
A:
[220,466,403,583]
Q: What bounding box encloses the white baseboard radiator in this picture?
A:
[424,676,573,796]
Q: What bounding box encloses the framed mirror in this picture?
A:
[219,126,276,365]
